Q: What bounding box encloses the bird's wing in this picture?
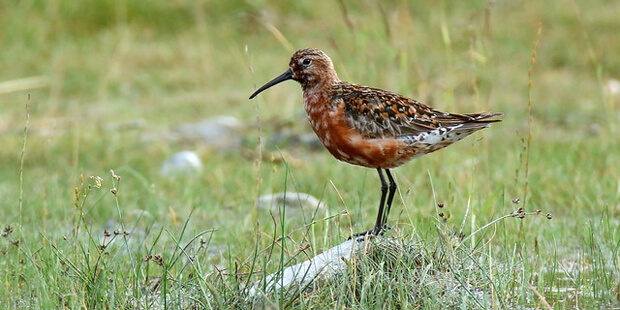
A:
[332,83,459,139]
[332,83,502,139]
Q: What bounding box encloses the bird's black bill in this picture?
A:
[249,68,294,99]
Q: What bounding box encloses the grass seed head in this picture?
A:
[110,169,121,182]
[89,175,103,188]
[155,254,164,266]
[2,226,13,237]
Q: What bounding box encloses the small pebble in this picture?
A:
[160,151,203,176]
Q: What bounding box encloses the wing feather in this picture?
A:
[331,83,501,139]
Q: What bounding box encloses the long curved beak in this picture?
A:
[249,68,294,99]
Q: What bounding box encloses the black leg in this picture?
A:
[381,169,397,229]
[372,168,389,234]
[351,168,388,239]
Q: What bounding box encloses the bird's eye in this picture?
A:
[302,59,312,66]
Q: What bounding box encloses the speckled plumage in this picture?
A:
[250,48,501,237]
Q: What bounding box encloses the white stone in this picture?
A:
[605,79,620,95]
[248,238,367,297]
[256,192,326,215]
[160,151,203,176]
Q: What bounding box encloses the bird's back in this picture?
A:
[329,81,501,139]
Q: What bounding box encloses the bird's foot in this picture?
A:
[349,225,390,241]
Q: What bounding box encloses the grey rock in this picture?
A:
[173,116,243,150]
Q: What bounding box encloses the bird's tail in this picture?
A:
[436,112,502,129]
[459,112,503,129]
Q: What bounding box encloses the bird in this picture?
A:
[249,48,501,238]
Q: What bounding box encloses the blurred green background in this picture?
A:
[2,0,618,227]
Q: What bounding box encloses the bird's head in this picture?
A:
[249,48,339,99]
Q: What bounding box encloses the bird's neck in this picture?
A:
[302,74,338,96]
[302,82,332,105]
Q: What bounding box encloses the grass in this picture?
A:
[1,0,619,308]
